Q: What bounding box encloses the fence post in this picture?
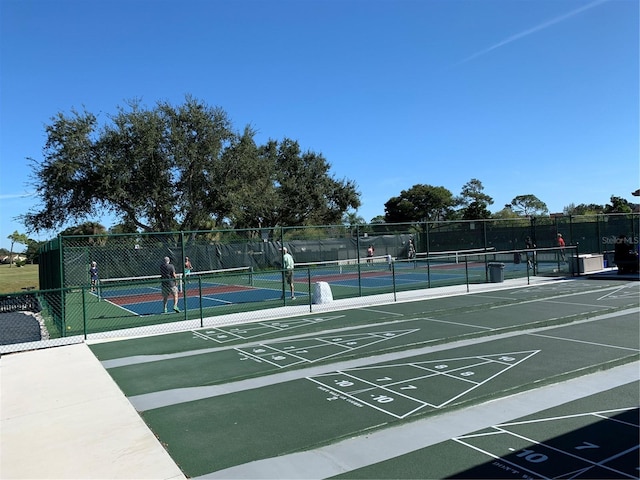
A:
[483,220,488,251]
[180,232,187,320]
[198,276,204,328]
[308,269,312,312]
[392,261,397,302]
[59,234,66,337]
[356,225,362,297]
[465,257,470,293]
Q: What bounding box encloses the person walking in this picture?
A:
[282,247,295,300]
[556,233,566,262]
[160,256,180,313]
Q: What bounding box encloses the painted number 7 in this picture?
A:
[575,442,599,450]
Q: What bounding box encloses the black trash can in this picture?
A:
[488,263,505,283]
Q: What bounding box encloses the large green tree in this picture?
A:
[456,178,493,220]
[509,194,548,217]
[23,97,360,233]
[384,184,456,222]
[604,195,634,214]
[563,203,605,215]
[257,139,360,227]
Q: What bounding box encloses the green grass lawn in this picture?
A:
[0,263,39,294]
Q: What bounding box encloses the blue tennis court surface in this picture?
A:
[94,261,536,317]
[98,282,291,316]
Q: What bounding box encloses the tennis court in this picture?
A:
[96,266,290,316]
[57,247,577,339]
[88,277,639,479]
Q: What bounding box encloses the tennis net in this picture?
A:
[179,266,253,291]
[295,255,392,275]
[410,247,497,267]
[97,266,253,300]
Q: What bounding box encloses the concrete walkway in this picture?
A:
[1,343,185,480]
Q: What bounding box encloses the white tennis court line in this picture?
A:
[99,298,139,316]
[199,294,233,305]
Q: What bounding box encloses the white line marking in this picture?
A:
[497,407,636,427]
[597,285,633,301]
[201,295,233,305]
[541,299,613,309]
[451,438,549,480]
[528,333,640,352]
[420,317,494,330]
[359,308,404,316]
[489,285,637,310]
[490,426,638,479]
[438,351,540,408]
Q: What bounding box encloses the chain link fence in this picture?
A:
[1,213,637,353]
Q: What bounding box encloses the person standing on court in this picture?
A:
[367,244,375,263]
[89,261,99,293]
[408,239,416,259]
[160,256,180,313]
[556,233,566,262]
[184,256,193,285]
[282,247,296,300]
[524,236,536,272]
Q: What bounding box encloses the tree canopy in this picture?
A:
[23,96,360,233]
[456,178,494,220]
[509,194,549,217]
[384,184,456,222]
[604,195,634,214]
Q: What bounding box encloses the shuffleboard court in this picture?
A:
[132,317,638,477]
[331,381,639,479]
[89,278,639,478]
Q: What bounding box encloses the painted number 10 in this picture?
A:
[516,449,548,463]
[372,394,394,403]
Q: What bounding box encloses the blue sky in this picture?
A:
[1,0,638,250]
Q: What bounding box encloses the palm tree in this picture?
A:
[7,231,28,268]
